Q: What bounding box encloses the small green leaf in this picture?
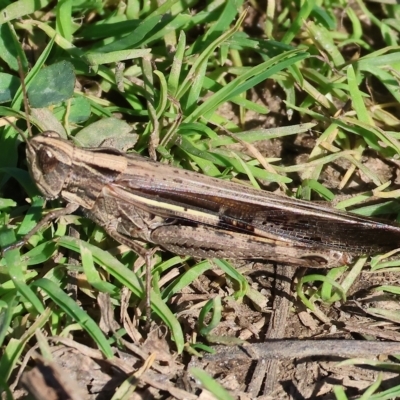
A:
[0,23,27,71]
[0,73,19,104]
[73,117,137,149]
[28,61,75,108]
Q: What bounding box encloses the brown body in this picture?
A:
[27,131,400,268]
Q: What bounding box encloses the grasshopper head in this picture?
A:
[26,131,73,199]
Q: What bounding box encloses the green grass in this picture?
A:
[1,0,400,398]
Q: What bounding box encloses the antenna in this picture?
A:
[17,57,33,139]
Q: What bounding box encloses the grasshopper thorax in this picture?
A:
[26,131,73,200]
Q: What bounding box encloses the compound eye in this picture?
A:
[37,147,58,174]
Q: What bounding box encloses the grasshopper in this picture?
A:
[4,111,400,322]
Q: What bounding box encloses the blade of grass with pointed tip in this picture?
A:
[185,50,309,123]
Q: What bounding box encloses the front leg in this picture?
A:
[3,202,79,254]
